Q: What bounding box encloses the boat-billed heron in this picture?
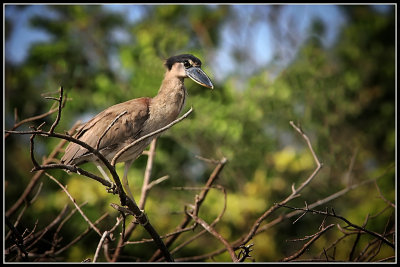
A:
[61,54,213,202]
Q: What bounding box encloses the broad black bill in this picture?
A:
[186,67,214,89]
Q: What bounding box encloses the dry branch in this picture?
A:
[174,121,323,262]
[45,172,103,237]
[187,212,238,262]
[150,157,228,262]
[277,204,394,249]
[282,224,335,262]
[6,122,81,218]
[240,121,323,247]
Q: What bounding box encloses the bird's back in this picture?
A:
[61,97,151,166]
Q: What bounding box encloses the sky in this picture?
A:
[3,4,393,80]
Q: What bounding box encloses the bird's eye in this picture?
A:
[183,60,191,68]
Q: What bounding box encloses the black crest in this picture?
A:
[164,54,202,70]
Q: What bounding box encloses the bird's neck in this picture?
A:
[150,75,187,124]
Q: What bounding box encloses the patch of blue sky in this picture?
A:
[5,5,58,64]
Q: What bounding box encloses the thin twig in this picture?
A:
[9,127,133,210]
[187,212,238,262]
[374,180,395,208]
[49,86,64,134]
[5,206,27,241]
[257,166,392,236]
[93,231,109,263]
[96,111,127,150]
[125,226,196,245]
[6,122,81,218]
[5,96,67,139]
[278,204,394,249]
[5,216,28,260]
[139,138,157,209]
[344,147,359,186]
[103,217,123,262]
[349,214,370,261]
[289,121,321,168]
[169,185,227,257]
[240,121,323,248]
[238,243,254,262]
[51,202,88,253]
[45,172,103,237]
[195,155,221,164]
[55,213,109,256]
[150,157,228,262]
[25,205,70,251]
[282,224,335,262]
[175,122,324,262]
[147,175,169,190]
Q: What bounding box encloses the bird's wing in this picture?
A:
[61,97,151,165]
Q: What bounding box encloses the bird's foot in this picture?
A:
[133,210,149,226]
[106,182,118,194]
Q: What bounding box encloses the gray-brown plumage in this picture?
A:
[61,54,213,200]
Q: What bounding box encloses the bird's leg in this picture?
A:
[122,159,137,205]
[96,165,117,193]
[96,165,112,182]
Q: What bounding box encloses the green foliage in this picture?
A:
[5,5,394,262]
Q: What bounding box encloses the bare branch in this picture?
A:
[51,201,88,253]
[45,172,103,237]
[170,185,227,257]
[150,157,228,262]
[277,204,394,249]
[289,121,322,168]
[93,231,109,263]
[175,122,392,262]
[5,216,28,260]
[187,212,238,262]
[374,180,395,208]
[147,175,169,190]
[139,138,157,209]
[125,226,196,245]
[344,147,359,186]
[49,86,64,134]
[5,92,67,139]
[25,204,70,251]
[282,224,335,262]
[6,122,81,218]
[195,155,221,164]
[6,127,132,208]
[239,121,323,248]
[54,213,109,256]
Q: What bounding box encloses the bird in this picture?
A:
[61,54,213,202]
